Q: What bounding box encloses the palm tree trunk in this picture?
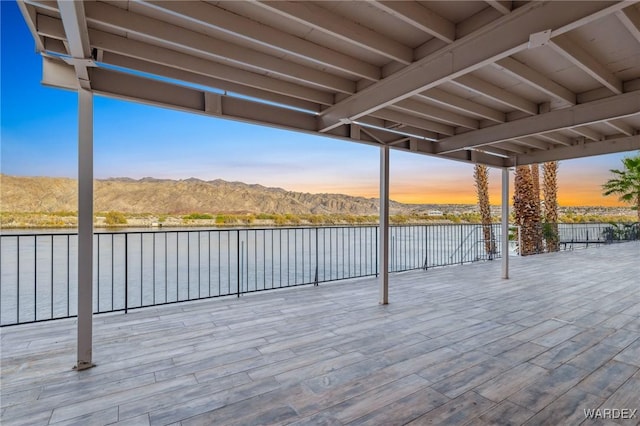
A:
[474,164,493,255]
[530,164,543,251]
[531,164,540,205]
[514,165,541,255]
[543,161,559,252]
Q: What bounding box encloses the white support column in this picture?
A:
[76,88,94,370]
[379,144,390,304]
[501,167,510,280]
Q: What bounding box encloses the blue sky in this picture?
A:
[0,1,633,206]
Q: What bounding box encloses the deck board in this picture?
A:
[1,242,639,425]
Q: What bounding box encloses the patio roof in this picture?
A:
[2,242,639,424]
[18,0,640,167]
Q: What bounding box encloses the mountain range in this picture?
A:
[0,174,458,216]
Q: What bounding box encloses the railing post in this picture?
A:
[124,233,128,314]
[375,227,379,277]
[460,227,464,264]
[489,225,494,261]
[423,225,428,270]
[391,235,395,272]
[314,227,319,286]
[17,237,21,324]
[34,235,37,322]
[314,266,319,286]
[237,230,241,298]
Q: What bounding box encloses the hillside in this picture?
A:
[2,175,635,226]
[0,174,446,216]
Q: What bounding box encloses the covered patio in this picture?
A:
[4,1,640,424]
[2,242,639,425]
[14,0,640,371]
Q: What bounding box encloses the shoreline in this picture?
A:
[1,206,636,230]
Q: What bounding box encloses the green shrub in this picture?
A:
[215,215,239,224]
[274,215,288,226]
[105,211,127,225]
[51,210,77,217]
[256,213,275,220]
[184,213,214,220]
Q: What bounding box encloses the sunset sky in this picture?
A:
[1,2,634,208]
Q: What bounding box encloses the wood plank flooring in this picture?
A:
[2,242,639,425]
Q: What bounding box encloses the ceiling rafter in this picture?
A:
[389,125,439,141]
[317,1,626,133]
[371,109,456,135]
[549,34,623,95]
[102,52,321,113]
[418,89,506,123]
[82,2,355,94]
[138,0,380,82]
[453,74,538,115]
[43,34,321,112]
[16,2,45,52]
[493,57,576,105]
[485,1,512,15]
[605,119,635,136]
[513,137,552,150]
[253,1,413,64]
[390,99,479,129]
[91,31,333,104]
[616,6,640,43]
[537,132,574,146]
[36,14,334,105]
[568,126,603,142]
[369,1,456,44]
[492,141,529,154]
[514,134,640,165]
[436,89,640,153]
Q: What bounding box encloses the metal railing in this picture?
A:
[3,222,636,326]
[513,222,639,254]
[1,223,506,326]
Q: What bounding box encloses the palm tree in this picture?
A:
[473,164,494,256]
[543,161,559,252]
[513,165,542,255]
[602,154,640,222]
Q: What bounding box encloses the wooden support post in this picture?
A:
[379,144,390,304]
[501,167,510,280]
[76,88,95,370]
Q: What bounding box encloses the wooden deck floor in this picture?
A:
[2,242,639,425]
